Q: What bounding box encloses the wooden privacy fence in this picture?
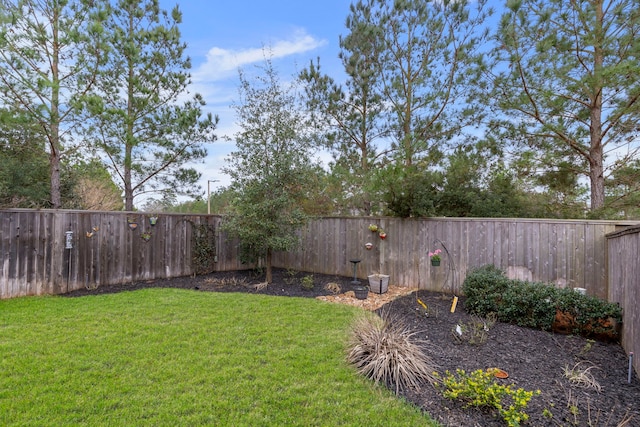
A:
[607,226,640,377]
[0,209,245,299]
[272,217,636,300]
[1,210,638,375]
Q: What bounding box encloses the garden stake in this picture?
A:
[450,296,458,313]
[629,352,634,384]
[417,298,427,310]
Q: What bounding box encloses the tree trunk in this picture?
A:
[49,146,61,208]
[589,149,605,210]
[589,0,605,211]
[265,249,273,284]
[49,3,61,209]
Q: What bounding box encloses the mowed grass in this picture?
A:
[0,288,437,426]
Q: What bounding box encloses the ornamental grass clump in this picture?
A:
[347,310,438,394]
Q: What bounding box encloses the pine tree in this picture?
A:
[85,0,217,210]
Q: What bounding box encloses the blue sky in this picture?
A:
[157,0,354,200]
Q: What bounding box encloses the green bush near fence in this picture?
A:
[463,265,622,340]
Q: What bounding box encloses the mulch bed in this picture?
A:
[65,268,640,427]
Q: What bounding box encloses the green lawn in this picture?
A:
[0,288,438,426]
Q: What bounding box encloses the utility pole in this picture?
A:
[207,180,218,214]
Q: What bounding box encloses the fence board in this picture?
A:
[0,210,220,298]
[607,226,640,378]
[269,217,627,296]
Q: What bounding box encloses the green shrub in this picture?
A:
[555,287,622,338]
[462,265,510,315]
[462,265,622,340]
[301,275,314,290]
[500,280,556,330]
[347,310,438,394]
[436,368,540,427]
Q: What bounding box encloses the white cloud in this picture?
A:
[192,29,326,83]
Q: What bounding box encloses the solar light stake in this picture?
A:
[629,352,634,384]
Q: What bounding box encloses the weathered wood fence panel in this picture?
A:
[1,210,638,376]
[273,217,634,299]
[607,226,640,377]
[0,209,248,299]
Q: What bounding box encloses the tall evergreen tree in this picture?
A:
[86,0,217,210]
[0,0,107,208]
[490,0,640,212]
[300,5,386,215]
[345,0,491,167]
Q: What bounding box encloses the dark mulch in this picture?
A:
[65,268,640,427]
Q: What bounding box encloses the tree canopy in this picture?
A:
[222,58,317,283]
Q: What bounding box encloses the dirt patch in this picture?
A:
[65,268,640,426]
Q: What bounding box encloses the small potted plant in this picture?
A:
[368,224,379,232]
[429,249,442,266]
[378,230,387,240]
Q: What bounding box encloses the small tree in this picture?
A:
[223,57,316,283]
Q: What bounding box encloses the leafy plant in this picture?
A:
[347,310,438,394]
[563,362,602,393]
[462,265,622,340]
[428,249,442,262]
[301,275,314,290]
[190,223,216,275]
[436,368,540,427]
[284,268,298,285]
[451,313,497,346]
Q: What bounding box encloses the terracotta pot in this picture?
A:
[552,310,576,335]
[584,317,621,342]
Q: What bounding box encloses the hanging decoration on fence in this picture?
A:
[127,216,138,230]
[85,226,99,238]
[365,242,373,250]
[141,232,152,242]
[148,215,159,226]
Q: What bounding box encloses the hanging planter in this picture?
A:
[429,249,442,266]
[368,224,378,232]
[379,230,387,240]
[148,216,158,226]
[365,242,373,250]
[141,232,152,242]
[127,217,138,230]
